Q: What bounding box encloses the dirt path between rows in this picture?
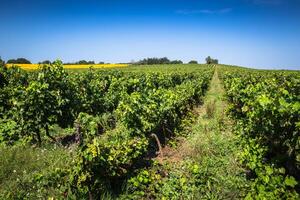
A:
[155,67,247,198]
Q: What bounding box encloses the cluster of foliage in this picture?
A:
[188,60,198,64]
[0,57,5,65]
[38,60,107,65]
[136,57,183,65]
[119,161,205,199]
[206,56,218,64]
[0,61,79,145]
[74,60,95,65]
[38,60,52,64]
[170,60,184,64]
[219,66,300,198]
[0,62,214,198]
[6,58,31,64]
[120,82,249,200]
[64,60,105,65]
[66,66,213,198]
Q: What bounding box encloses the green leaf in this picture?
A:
[258,94,271,107]
[284,176,297,187]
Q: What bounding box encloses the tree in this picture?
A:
[159,57,171,64]
[205,56,212,64]
[7,58,31,64]
[0,57,5,65]
[98,61,105,64]
[19,58,31,64]
[205,56,218,64]
[77,60,88,65]
[7,59,14,64]
[7,59,16,64]
[39,60,52,64]
[136,57,185,65]
[188,60,198,64]
[170,60,183,64]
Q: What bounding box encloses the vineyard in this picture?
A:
[0,62,299,199]
[219,67,300,198]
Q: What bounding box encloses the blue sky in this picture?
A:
[0,0,299,69]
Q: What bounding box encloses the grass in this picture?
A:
[187,69,248,198]
[0,144,74,199]
[205,99,216,119]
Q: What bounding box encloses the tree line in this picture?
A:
[6,58,32,64]
[134,57,201,65]
[0,56,219,65]
[39,60,106,65]
[135,57,183,65]
[135,56,218,65]
[63,60,106,65]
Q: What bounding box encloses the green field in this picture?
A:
[0,62,299,199]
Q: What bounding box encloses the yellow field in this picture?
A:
[6,63,129,70]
